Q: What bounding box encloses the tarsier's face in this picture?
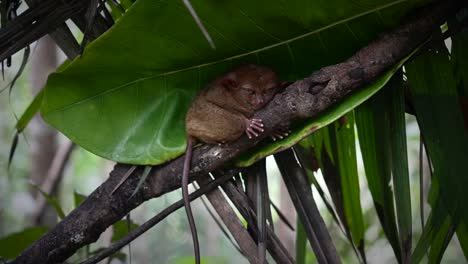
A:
[227,65,281,111]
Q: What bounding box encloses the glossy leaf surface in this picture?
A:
[41,0,429,164]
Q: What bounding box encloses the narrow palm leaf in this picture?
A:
[355,81,401,260]
[296,220,307,264]
[387,70,412,262]
[406,42,468,235]
[334,112,365,259]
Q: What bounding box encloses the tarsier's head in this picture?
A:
[221,64,283,111]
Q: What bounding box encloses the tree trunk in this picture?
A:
[29,35,59,226]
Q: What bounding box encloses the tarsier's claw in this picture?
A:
[270,127,290,141]
[245,118,264,138]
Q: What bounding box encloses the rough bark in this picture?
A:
[12,1,463,263]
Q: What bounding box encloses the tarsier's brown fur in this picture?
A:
[183,64,284,264]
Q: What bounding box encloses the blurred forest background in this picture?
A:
[1,0,468,263]
[1,37,465,264]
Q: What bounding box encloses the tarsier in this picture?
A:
[182,64,286,263]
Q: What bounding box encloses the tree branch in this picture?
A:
[12,1,463,263]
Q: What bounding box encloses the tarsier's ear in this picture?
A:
[221,73,238,90]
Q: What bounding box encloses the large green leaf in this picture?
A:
[41,0,430,165]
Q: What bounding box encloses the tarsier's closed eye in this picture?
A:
[243,89,255,96]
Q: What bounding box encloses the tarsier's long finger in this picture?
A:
[250,124,264,133]
[246,128,259,139]
[250,118,263,125]
[270,128,291,141]
[271,133,284,141]
[248,119,264,132]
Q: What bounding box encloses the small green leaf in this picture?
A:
[8,90,45,170]
[112,219,138,242]
[15,89,44,132]
[7,132,19,171]
[30,183,66,219]
[74,191,87,207]
[0,227,48,259]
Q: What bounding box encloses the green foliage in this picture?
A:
[355,70,412,261]
[355,80,401,260]
[112,219,138,242]
[0,227,48,259]
[5,0,467,262]
[40,0,430,165]
[386,71,412,260]
[15,89,43,132]
[171,256,225,264]
[296,219,307,264]
[74,191,87,207]
[406,39,468,261]
[30,183,66,219]
[334,113,364,251]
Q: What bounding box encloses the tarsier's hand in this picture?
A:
[270,127,291,141]
[245,118,264,139]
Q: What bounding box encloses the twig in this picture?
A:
[31,141,75,223]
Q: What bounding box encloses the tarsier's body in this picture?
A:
[183,64,283,263]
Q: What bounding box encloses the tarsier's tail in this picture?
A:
[182,136,200,264]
